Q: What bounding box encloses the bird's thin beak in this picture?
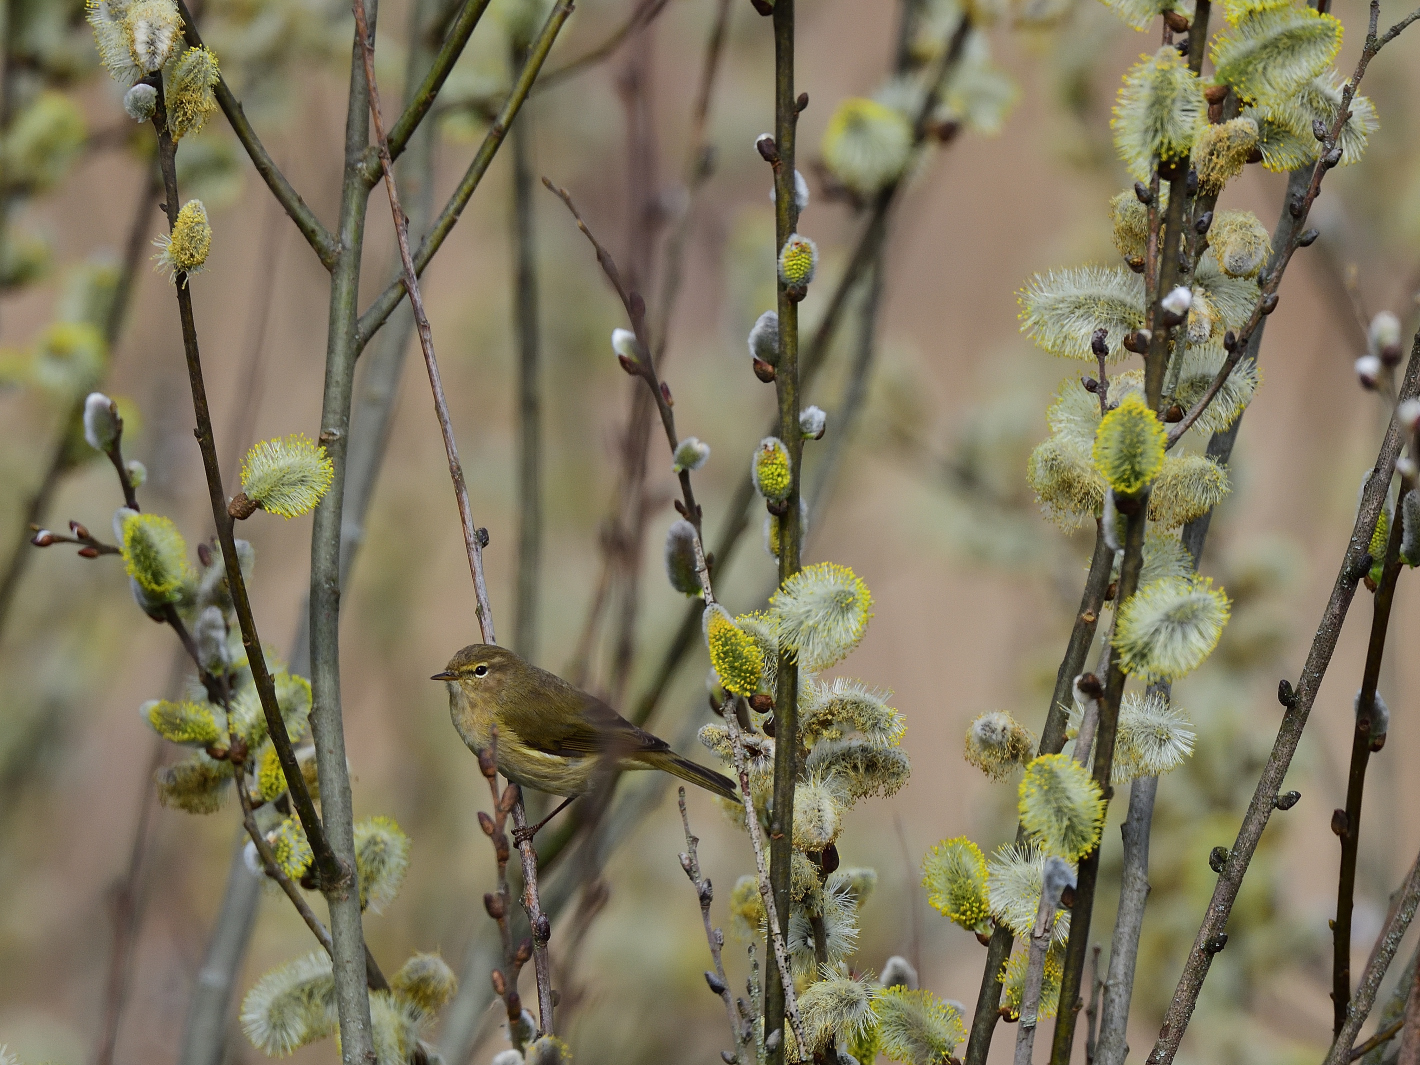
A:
[430,671,457,681]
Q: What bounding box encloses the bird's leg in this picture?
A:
[513,795,577,845]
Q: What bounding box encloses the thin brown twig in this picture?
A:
[233,756,335,955]
[350,0,495,644]
[678,787,750,1060]
[475,729,536,1051]
[1325,843,1420,1065]
[1333,484,1410,1033]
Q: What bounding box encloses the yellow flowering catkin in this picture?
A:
[1093,393,1166,495]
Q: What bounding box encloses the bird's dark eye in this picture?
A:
[473,664,489,677]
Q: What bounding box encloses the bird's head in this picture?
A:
[432,643,521,699]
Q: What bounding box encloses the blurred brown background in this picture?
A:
[2,0,1420,1062]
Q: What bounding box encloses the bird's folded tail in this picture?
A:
[640,750,739,802]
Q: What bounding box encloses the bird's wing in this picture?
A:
[500,674,667,760]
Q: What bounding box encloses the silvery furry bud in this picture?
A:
[879,955,918,990]
[1355,355,1381,390]
[673,436,711,473]
[1355,689,1389,740]
[193,605,230,673]
[748,310,779,366]
[611,327,638,364]
[1397,399,1420,434]
[123,83,158,121]
[126,459,147,487]
[1160,286,1192,316]
[83,391,121,452]
[770,169,810,212]
[1102,489,1121,551]
[799,405,826,440]
[1369,311,1402,364]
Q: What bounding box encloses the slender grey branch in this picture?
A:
[678,787,748,1056]
[1095,773,1159,1065]
[307,0,383,1056]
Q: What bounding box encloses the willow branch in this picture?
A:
[1325,844,1420,1065]
[353,0,575,351]
[234,760,335,955]
[1333,484,1409,1032]
[678,788,750,1058]
[149,80,344,896]
[1165,1,1420,449]
[365,0,494,180]
[1148,334,1420,1065]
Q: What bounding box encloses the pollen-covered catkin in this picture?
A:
[963,711,1035,781]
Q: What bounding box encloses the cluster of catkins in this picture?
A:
[697,562,981,1065]
[913,0,1389,1024]
[61,392,455,1064]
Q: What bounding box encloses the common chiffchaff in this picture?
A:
[434,644,738,801]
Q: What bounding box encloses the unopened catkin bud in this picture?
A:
[1355,355,1382,390]
[673,436,711,473]
[123,83,158,122]
[799,405,827,440]
[664,519,703,596]
[1369,311,1402,364]
[126,459,147,487]
[1401,491,1420,566]
[611,327,638,362]
[1160,286,1192,317]
[771,169,810,212]
[1397,398,1420,434]
[748,310,779,366]
[83,391,121,452]
[193,604,229,673]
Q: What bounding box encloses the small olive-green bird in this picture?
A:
[434,644,738,802]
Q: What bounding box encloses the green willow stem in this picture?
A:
[367,0,494,178]
[763,0,800,1057]
[353,0,575,352]
[307,1,383,1056]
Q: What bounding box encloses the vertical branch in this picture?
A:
[1050,496,1147,1065]
[1324,843,1420,1065]
[308,0,383,1055]
[1094,772,1160,1065]
[510,49,543,660]
[1333,486,1409,1032]
[764,0,801,1056]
